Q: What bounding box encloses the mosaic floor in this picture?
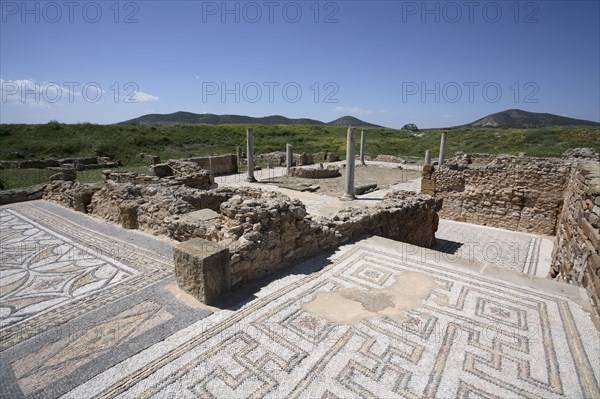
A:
[0,203,212,398]
[1,201,598,398]
[62,237,599,399]
[435,219,553,277]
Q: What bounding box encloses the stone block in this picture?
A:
[174,238,230,304]
[150,163,173,178]
[580,218,600,249]
[47,167,76,181]
[295,153,314,166]
[289,165,340,179]
[325,152,339,162]
[73,187,100,213]
[119,202,139,229]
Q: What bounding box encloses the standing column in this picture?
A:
[246,128,256,182]
[286,143,293,173]
[425,149,432,165]
[438,132,447,166]
[342,127,356,200]
[359,130,366,165]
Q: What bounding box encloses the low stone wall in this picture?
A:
[258,152,286,165]
[0,184,46,205]
[87,183,205,233]
[182,154,237,175]
[288,165,340,178]
[172,188,440,288]
[374,155,406,164]
[44,179,237,235]
[550,161,600,317]
[422,155,571,235]
[43,180,440,301]
[313,152,340,162]
[103,170,161,184]
[43,181,102,213]
[0,156,117,170]
[139,153,160,165]
[105,162,216,190]
[1,160,59,169]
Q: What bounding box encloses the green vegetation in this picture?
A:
[118,111,380,128]
[0,123,598,189]
[466,109,600,129]
[1,123,598,165]
[0,166,151,190]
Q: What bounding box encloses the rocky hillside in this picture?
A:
[466,109,600,128]
[118,111,379,127]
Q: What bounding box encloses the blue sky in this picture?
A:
[1,0,599,128]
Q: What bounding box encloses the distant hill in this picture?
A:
[464,109,600,129]
[325,116,381,128]
[118,111,381,127]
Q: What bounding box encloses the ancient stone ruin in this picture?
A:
[422,148,600,316]
[288,164,341,178]
[43,168,441,303]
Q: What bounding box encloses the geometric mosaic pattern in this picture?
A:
[11,300,172,397]
[66,237,600,399]
[0,204,174,351]
[435,219,543,275]
[0,203,211,398]
[1,209,138,330]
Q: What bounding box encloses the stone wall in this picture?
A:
[169,188,440,288]
[0,156,117,170]
[43,181,102,213]
[258,151,339,166]
[44,178,440,295]
[422,155,572,235]
[550,161,600,316]
[86,183,215,234]
[44,179,236,235]
[105,161,216,190]
[0,184,46,205]
[288,165,340,179]
[182,154,237,175]
[373,155,406,164]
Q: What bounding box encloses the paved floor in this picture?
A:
[215,162,422,217]
[435,219,554,278]
[60,237,600,398]
[1,181,599,397]
[0,202,210,398]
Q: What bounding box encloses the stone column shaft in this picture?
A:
[359,130,366,165]
[286,143,293,172]
[343,127,357,200]
[425,149,432,165]
[438,132,447,166]
[246,128,256,182]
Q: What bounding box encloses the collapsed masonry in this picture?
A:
[422,150,600,316]
[0,156,118,170]
[44,164,441,303]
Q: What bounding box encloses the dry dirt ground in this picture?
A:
[261,165,422,197]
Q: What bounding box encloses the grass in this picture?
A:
[0,122,598,189]
[0,165,151,190]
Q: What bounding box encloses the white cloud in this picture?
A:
[131,91,159,102]
[0,78,79,107]
[334,106,388,116]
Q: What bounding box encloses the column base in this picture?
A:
[246,177,257,183]
[339,193,355,201]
